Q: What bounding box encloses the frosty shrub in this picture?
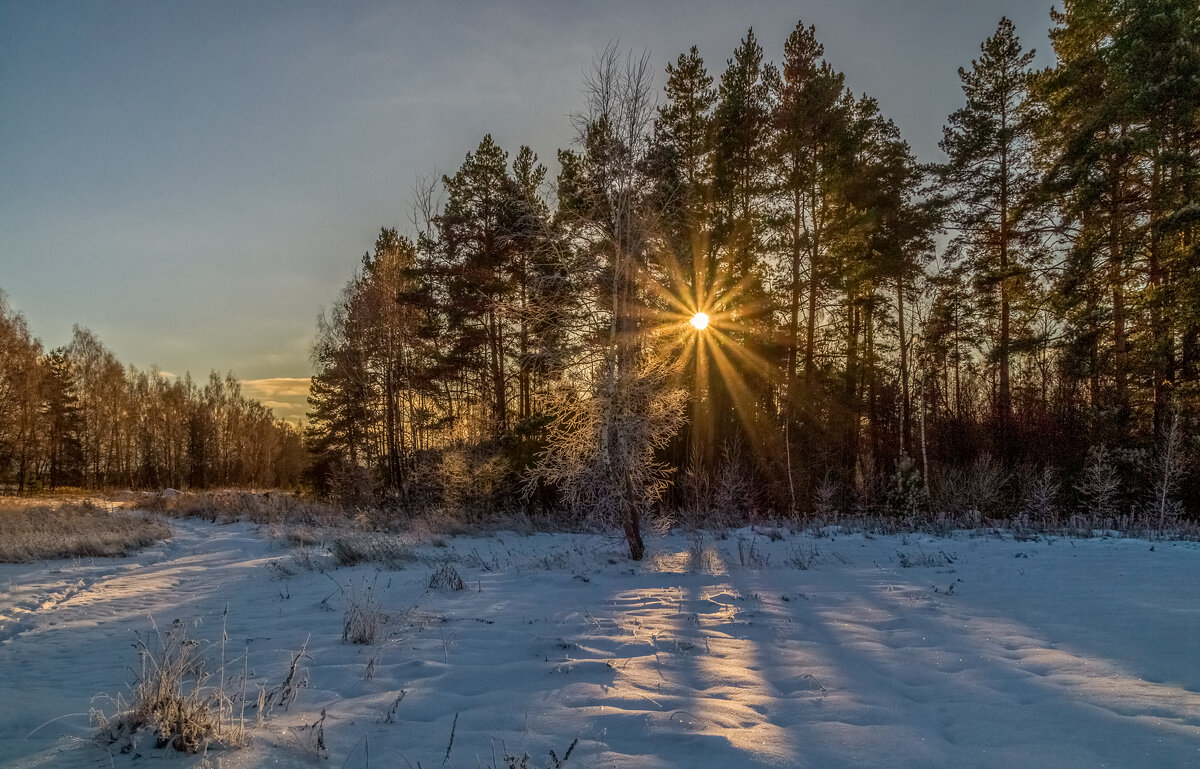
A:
[1019,466,1060,525]
[885,453,924,518]
[964,455,1010,517]
[1148,411,1187,526]
[852,454,884,516]
[334,463,375,508]
[437,446,511,520]
[785,543,823,570]
[428,562,465,591]
[92,619,245,754]
[812,473,841,520]
[1076,445,1120,519]
[713,440,755,522]
[930,454,1009,520]
[526,352,686,558]
[329,532,415,568]
[737,535,769,569]
[681,453,714,528]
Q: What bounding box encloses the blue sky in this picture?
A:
[0,1,1057,422]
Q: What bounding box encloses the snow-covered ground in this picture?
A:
[1,516,1198,768]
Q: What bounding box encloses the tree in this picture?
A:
[438,136,521,436]
[939,17,1041,445]
[850,103,938,459]
[706,30,778,471]
[1040,0,1200,440]
[307,229,427,496]
[41,349,84,489]
[0,293,43,490]
[648,45,717,278]
[712,29,773,269]
[531,45,687,560]
[770,21,854,424]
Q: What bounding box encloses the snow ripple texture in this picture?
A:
[1,519,1198,768]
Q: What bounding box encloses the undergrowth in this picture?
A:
[0,500,170,562]
[142,489,341,525]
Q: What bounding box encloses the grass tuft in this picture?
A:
[91,619,244,754]
[429,562,465,591]
[343,577,387,645]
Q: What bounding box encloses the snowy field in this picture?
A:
[1,515,1198,768]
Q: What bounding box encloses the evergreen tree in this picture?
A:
[438,135,521,436]
[939,17,1041,446]
[712,29,774,278]
[1040,0,1200,438]
[707,30,777,470]
[770,21,853,407]
[41,349,84,489]
[648,45,717,283]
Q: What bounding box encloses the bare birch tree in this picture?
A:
[528,45,686,560]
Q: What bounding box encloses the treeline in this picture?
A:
[0,294,303,492]
[298,2,1193,524]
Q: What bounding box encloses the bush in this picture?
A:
[329,531,415,568]
[429,562,465,591]
[92,619,244,754]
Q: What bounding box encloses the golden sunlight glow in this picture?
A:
[641,243,775,463]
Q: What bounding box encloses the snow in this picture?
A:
[1,519,1199,768]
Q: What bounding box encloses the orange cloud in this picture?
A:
[242,377,311,424]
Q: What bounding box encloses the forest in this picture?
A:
[2,3,1197,557]
[0,301,304,492]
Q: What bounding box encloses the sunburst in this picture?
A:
[641,246,776,462]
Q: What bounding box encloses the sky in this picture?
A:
[0,0,1058,423]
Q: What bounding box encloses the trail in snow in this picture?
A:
[1,520,1198,768]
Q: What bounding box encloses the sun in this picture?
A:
[690,312,710,331]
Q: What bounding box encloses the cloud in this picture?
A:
[242,377,311,422]
[242,377,311,398]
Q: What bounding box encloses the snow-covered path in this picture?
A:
[1,519,1198,768]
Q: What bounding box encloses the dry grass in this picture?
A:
[0,499,170,562]
[92,618,246,754]
[342,577,387,645]
[141,489,342,526]
[428,562,465,591]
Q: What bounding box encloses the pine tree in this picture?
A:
[707,30,777,470]
[1040,0,1200,438]
[851,105,938,458]
[649,45,716,272]
[770,21,852,406]
[41,349,84,489]
[438,135,522,436]
[712,29,773,277]
[939,17,1041,446]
